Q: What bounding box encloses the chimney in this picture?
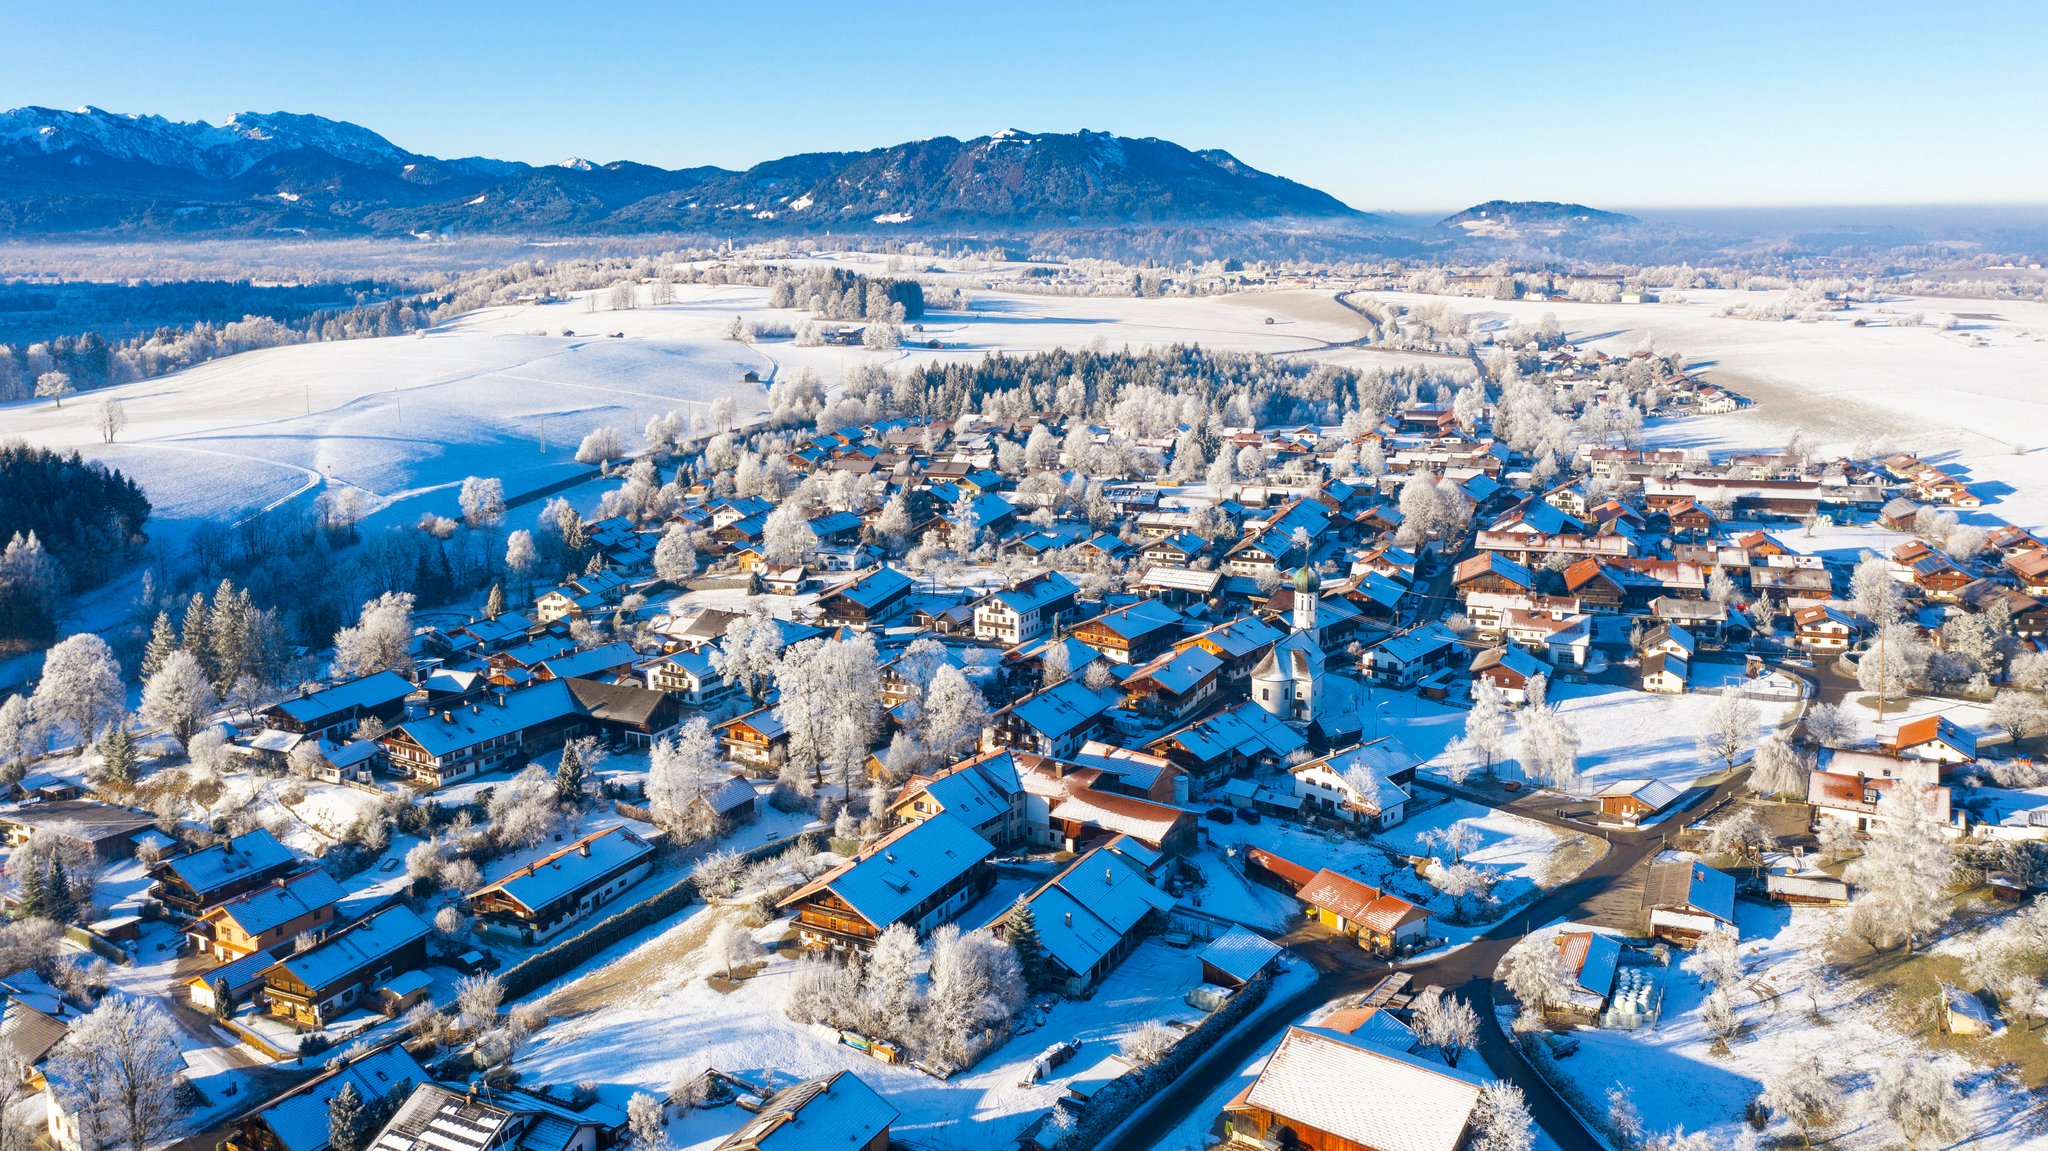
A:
[443,711,453,723]
[1064,912,1072,926]
[578,841,591,858]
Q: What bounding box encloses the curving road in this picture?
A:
[1105,768,1756,1151]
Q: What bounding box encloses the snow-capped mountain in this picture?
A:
[0,106,1377,237]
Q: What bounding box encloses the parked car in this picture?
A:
[1239,808,1263,824]
[1204,806,1235,823]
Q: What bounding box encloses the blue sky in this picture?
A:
[5,1,2045,211]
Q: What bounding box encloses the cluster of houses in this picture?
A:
[17,328,2048,1151]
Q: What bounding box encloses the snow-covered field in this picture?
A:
[1512,901,2039,1151]
[1372,682,1794,794]
[0,275,1368,541]
[1354,286,2048,531]
[518,910,1247,1151]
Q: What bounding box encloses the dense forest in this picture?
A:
[0,446,151,648]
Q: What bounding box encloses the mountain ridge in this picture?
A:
[0,106,1380,237]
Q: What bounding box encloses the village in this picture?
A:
[4,257,2048,1151]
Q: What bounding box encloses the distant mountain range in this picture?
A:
[1438,200,1636,240]
[0,107,1380,238]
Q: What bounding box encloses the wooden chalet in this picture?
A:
[777,813,994,949]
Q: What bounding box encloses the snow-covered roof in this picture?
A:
[162,828,296,896]
[710,1070,897,1151]
[270,670,415,725]
[1235,1026,1482,1151]
[275,905,430,991]
[258,1044,429,1151]
[1594,777,1683,811]
[1198,925,1282,985]
[779,813,992,930]
[470,826,654,915]
[207,868,346,936]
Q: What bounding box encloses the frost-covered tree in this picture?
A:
[712,607,783,705]
[0,694,34,770]
[332,592,416,679]
[918,667,989,764]
[1470,1081,1534,1151]
[1849,554,1904,625]
[646,719,723,833]
[1696,688,1759,774]
[1681,928,1743,989]
[1800,701,1853,748]
[761,505,819,566]
[1516,702,1580,791]
[858,923,922,1039]
[1844,780,1953,952]
[1746,732,1808,798]
[1757,1057,1835,1148]
[34,370,73,408]
[1856,621,1928,705]
[1408,987,1478,1067]
[1606,1084,1644,1151]
[705,919,760,981]
[1505,938,1565,1028]
[140,649,216,750]
[1874,1057,1968,1150]
[96,398,127,444]
[1990,689,2035,741]
[454,973,504,1034]
[485,766,563,849]
[922,925,1023,1066]
[44,995,185,1151]
[1119,1021,1178,1065]
[30,634,123,749]
[458,476,506,530]
[574,426,625,465]
[1464,680,1509,774]
[653,525,697,585]
[625,1092,667,1151]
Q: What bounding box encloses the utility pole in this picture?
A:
[1874,618,1887,725]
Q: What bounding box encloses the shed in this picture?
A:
[1197,926,1282,989]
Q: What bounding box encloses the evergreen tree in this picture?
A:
[45,860,75,924]
[484,584,505,620]
[1007,898,1049,991]
[206,582,252,696]
[140,611,178,680]
[179,592,213,681]
[17,857,45,919]
[98,723,138,786]
[555,743,587,805]
[212,980,235,1023]
[327,1082,369,1151]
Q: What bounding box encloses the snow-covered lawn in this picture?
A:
[1510,902,2040,1151]
[517,907,1251,1151]
[1392,682,1795,795]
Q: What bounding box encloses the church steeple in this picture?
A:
[1292,564,1321,635]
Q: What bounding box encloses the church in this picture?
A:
[1251,565,1366,748]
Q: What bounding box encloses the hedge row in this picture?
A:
[1047,970,1275,1151]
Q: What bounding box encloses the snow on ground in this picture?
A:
[1378,680,1795,795]
[1353,286,2048,532]
[519,910,1232,1151]
[1514,902,2038,1151]
[0,281,1370,543]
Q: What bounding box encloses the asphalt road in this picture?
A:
[1103,768,1757,1151]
